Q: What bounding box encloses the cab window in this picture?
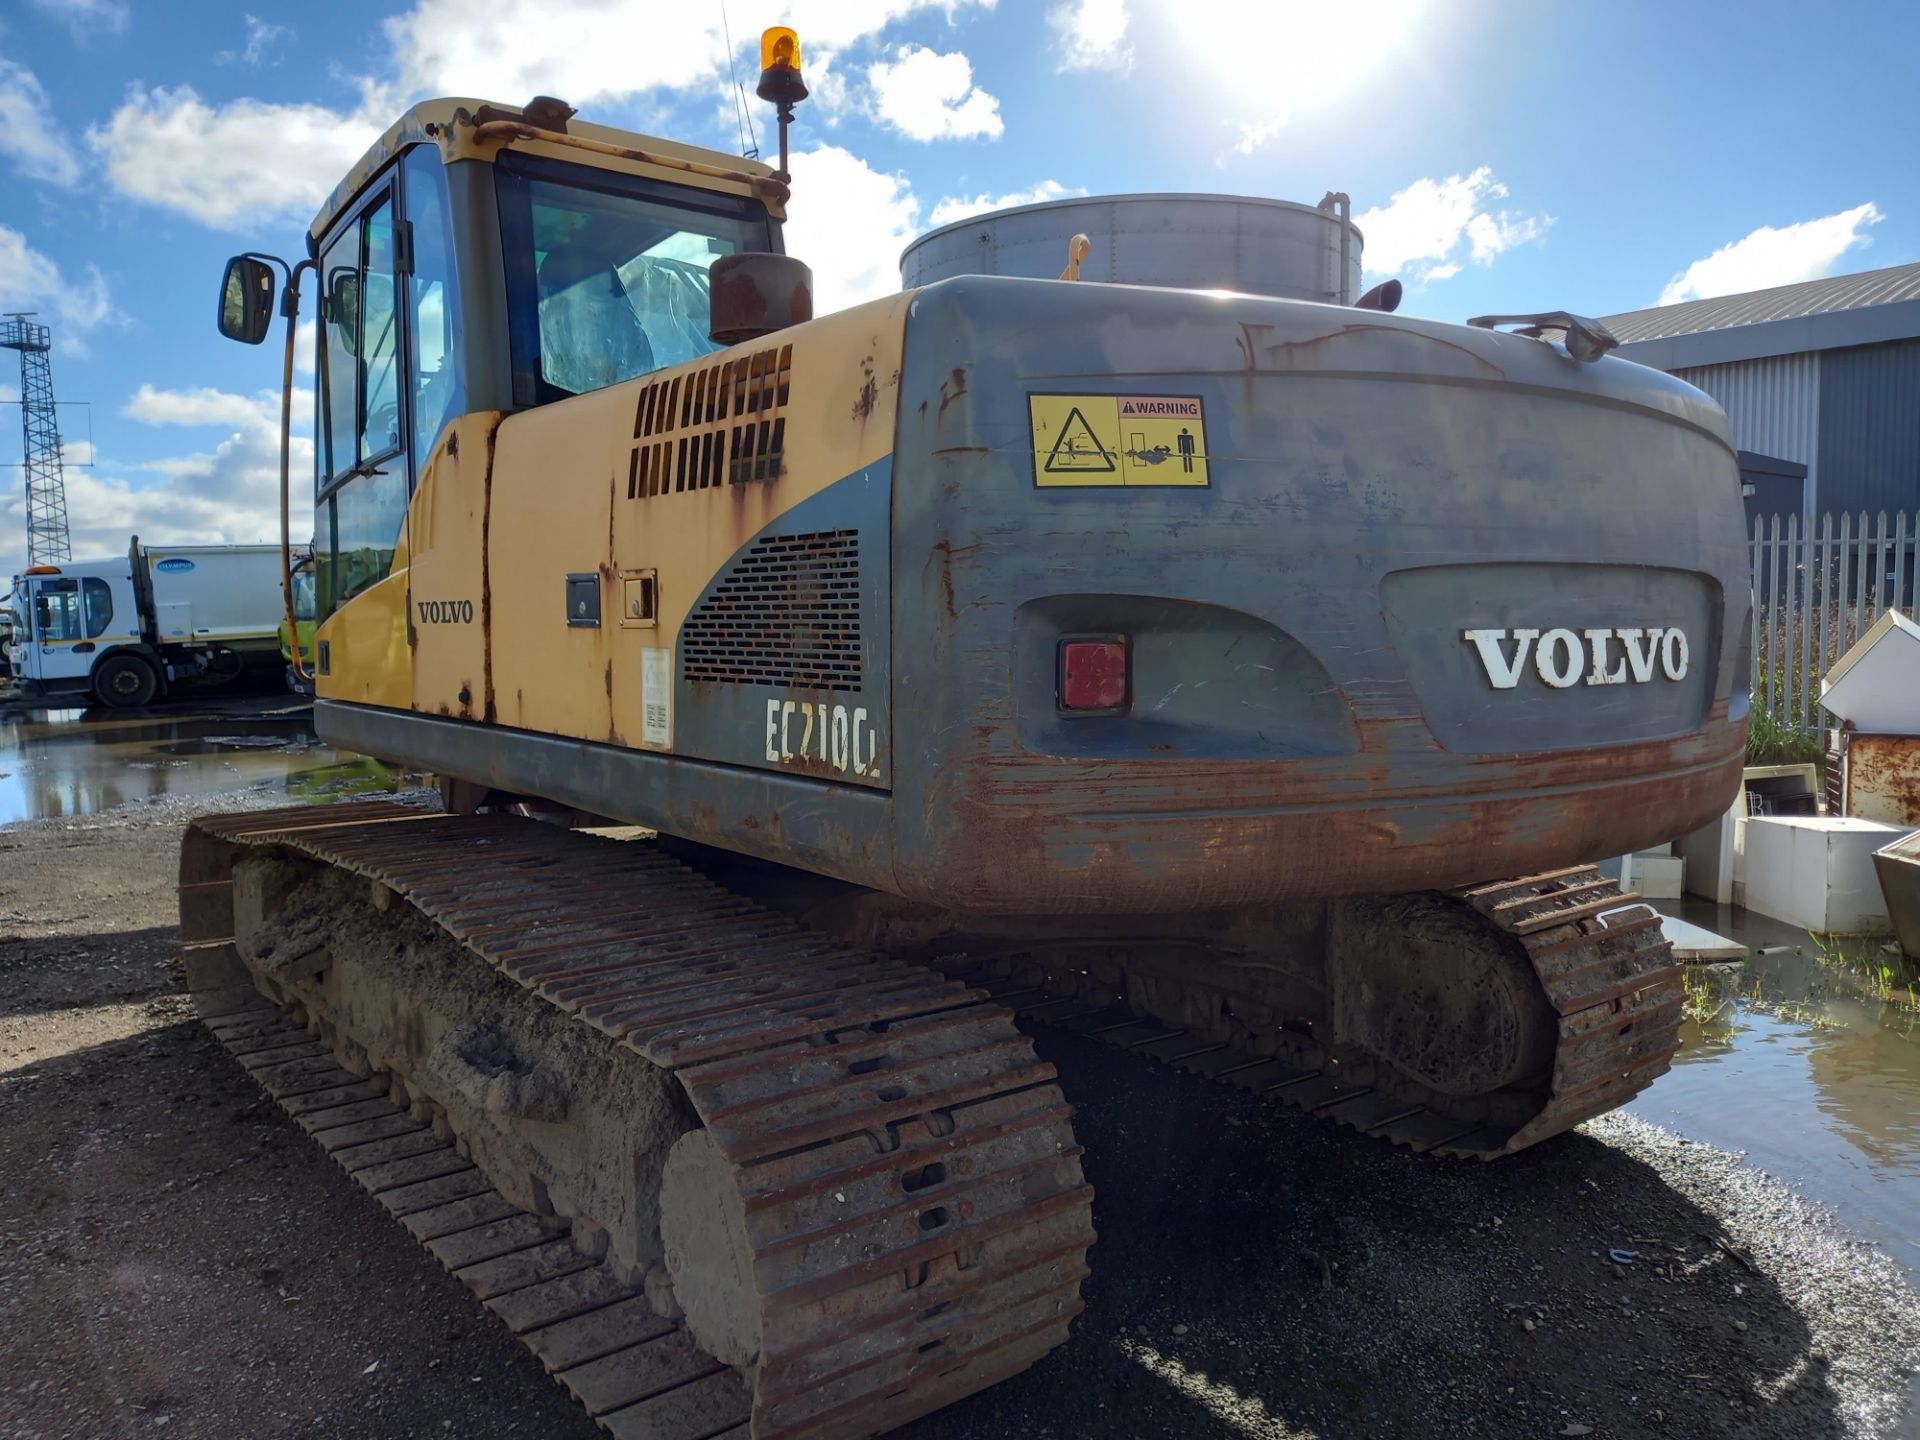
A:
[34,579,82,641]
[404,145,465,462]
[318,217,362,483]
[495,152,775,404]
[291,566,317,623]
[315,190,406,615]
[82,577,113,637]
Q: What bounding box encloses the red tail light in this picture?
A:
[1059,639,1128,712]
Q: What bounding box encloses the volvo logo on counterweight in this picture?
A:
[1464,626,1690,688]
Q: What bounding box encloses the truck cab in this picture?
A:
[12,561,138,702]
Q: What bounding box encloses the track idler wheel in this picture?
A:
[1326,894,1559,1101]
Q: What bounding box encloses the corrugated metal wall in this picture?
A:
[1817,338,1920,516]
[1672,353,1822,509]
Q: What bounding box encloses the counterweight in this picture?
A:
[1,313,73,565]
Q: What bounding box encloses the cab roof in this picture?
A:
[310,97,783,246]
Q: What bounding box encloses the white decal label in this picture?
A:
[1464,627,1689,688]
[764,697,883,780]
[641,647,672,747]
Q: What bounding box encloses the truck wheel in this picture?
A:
[94,653,159,709]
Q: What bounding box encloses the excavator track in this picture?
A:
[933,866,1683,1159]
[179,801,1093,1440]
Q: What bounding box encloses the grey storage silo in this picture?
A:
[899,192,1363,304]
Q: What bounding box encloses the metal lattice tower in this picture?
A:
[2,313,72,564]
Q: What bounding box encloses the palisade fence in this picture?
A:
[1750,509,1918,736]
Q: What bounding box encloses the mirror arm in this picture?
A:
[276,258,315,685]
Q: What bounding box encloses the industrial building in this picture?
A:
[1605,260,1920,520]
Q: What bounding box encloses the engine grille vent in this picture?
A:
[627,344,792,498]
[681,529,862,691]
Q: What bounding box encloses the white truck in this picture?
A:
[8,538,304,708]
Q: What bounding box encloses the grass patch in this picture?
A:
[1745,704,1826,768]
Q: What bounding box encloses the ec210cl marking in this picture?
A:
[765,698,884,780]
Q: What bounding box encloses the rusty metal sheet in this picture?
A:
[1847,732,1920,826]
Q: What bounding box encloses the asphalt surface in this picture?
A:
[5,789,1920,1440]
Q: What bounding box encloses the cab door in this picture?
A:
[26,577,97,687]
[312,144,469,714]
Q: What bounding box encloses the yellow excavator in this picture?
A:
[183,28,1750,1439]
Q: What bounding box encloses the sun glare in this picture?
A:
[1170,0,1427,111]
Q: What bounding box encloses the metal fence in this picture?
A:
[1750,509,1918,734]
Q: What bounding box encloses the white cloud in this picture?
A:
[1658,203,1883,306]
[866,46,1002,142]
[28,0,127,38]
[1225,115,1287,160]
[1048,0,1132,73]
[88,0,996,229]
[1465,209,1546,264]
[383,0,991,110]
[294,318,317,375]
[60,439,94,467]
[0,384,314,575]
[0,225,114,339]
[928,180,1083,229]
[1355,167,1551,283]
[125,385,272,429]
[0,56,82,186]
[783,145,920,316]
[217,15,294,68]
[87,86,386,229]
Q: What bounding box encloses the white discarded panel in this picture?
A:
[1821,609,1920,735]
[1656,914,1748,963]
[1743,815,1906,933]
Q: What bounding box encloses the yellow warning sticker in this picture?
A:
[1029,393,1208,488]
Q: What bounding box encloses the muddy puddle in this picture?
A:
[0,701,415,824]
[1633,899,1920,1278]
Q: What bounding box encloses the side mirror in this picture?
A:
[218,255,277,344]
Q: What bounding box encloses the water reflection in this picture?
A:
[0,703,414,824]
[1636,900,1920,1276]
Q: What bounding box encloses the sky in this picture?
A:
[1,0,1915,580]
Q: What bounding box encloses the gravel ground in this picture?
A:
[4,793,1919,1440]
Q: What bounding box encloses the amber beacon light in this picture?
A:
[757,26,808,184]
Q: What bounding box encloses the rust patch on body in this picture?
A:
[481,419,499,725]
[938,366,968,419]
[851,356,879,424]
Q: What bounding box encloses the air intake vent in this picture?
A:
[627,344,792,498]
[681,529,862,691]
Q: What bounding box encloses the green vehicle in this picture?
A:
[278,552,317,693]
